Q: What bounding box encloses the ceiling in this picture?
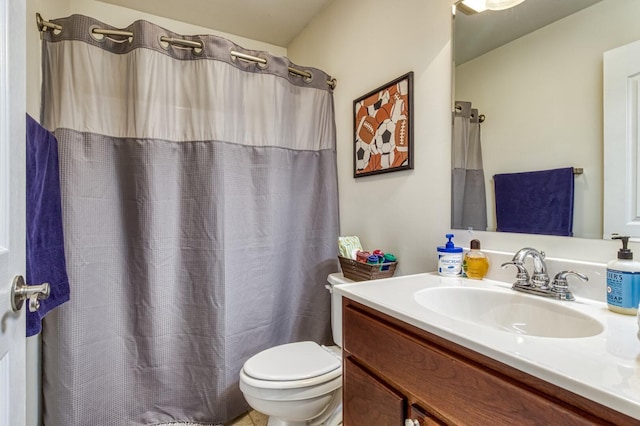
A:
[98,0,602,59]
[98,0,334,47]
[455,0,602,64]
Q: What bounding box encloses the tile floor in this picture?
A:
[227,410,268,426]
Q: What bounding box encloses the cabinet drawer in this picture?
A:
[344,305,596,425]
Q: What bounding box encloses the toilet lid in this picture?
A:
[243,341,341,381]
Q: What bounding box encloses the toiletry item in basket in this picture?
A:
[383,253,397,263]
[437,234,463,276]
[338,236,363,259]
[606,235,640,315]
[356,250,371,263]
[371,249,384,263]
[381,253,396,271]
[463,239,489,279]
[366,255,380,264]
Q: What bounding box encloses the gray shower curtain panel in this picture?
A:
[452,101,487,231]
[40,15,339,425]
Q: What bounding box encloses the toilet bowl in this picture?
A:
[239,342,342,425]
[238,273,350,426]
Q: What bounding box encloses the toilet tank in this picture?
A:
[326,273,353,347]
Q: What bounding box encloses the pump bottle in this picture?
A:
[606,235,640,315]
[437,234,463,276]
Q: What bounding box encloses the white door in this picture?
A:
[0,0,27,425]
[604,39,640,240]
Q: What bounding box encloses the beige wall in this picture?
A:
[288,0,454,275]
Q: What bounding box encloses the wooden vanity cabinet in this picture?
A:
[342,299,638,426]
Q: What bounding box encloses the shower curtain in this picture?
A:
[451,101,487,231]
[39,15,339,425]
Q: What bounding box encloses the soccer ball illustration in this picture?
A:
[374,119,396,155]
[380,150,395,169]
[355,139,372,171]
[373,119,397,169]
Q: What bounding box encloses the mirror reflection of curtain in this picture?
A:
[452,101,487,231]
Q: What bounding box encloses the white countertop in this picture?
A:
[334,272,640,420]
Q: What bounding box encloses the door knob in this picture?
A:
[11,275,50,312]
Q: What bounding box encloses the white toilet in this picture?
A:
[239,273,350,426]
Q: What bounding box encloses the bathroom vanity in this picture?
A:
[336,274,640,425]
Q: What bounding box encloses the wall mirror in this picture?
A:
[452,0,640,239]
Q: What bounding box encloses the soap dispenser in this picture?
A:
[463,239,489,279]
[606,235,640,315]
[437,234,463,276]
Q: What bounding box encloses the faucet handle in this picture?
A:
[531,272,551,290]
[501,261,530,287]
[550,271,588,301]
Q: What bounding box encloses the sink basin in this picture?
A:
[414,287,603,338]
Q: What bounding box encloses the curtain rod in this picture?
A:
[453,104,486,123]
[36,13,337,90]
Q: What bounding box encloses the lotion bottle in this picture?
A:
[463,239,489,279]
[606,235,640,315]
[437,234,463,276]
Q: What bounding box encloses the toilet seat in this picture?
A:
[241,341,342,390]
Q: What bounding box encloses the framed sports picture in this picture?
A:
[353,72,414,178]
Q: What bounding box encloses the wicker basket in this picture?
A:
[338,256,398,282]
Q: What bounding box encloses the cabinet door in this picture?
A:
[343,357,405,425]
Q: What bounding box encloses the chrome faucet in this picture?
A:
[511,247,550,289]
[501,247,588,301]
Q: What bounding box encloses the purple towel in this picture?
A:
[26,114,70,337]
[494,167,574,237]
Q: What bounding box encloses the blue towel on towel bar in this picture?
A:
[26,114,70,337]
[494,167,574,237]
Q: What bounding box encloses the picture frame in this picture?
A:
[353,71,414,178]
